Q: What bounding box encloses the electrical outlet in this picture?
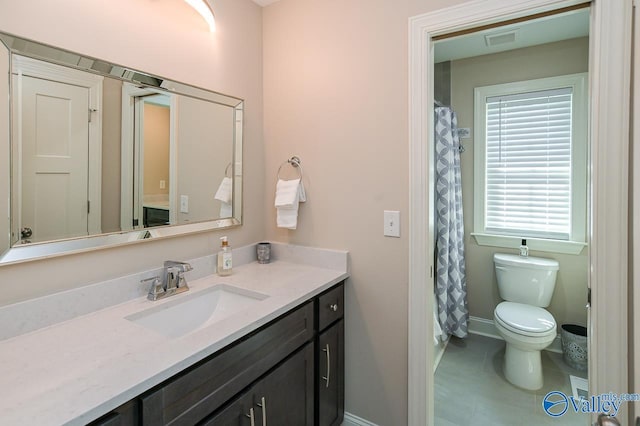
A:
[384,210,400,237]
[180,195,189,213]
[160,180,166,189]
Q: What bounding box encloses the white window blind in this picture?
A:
[485,87,573,240]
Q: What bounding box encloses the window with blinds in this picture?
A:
[484,88,573,240]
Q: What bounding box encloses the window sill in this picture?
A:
[470,233,587,255]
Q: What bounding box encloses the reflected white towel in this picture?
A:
[219,202,232,218]
[214,177,233,204]
[275,179,306,229]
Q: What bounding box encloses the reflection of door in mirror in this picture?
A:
[11,56,103,245]
[139,96,171,228]
[120,84,177,231]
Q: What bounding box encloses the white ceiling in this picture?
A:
[252,0,281,6]
[434,8,589,63]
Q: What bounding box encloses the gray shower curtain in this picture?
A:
[434,106,468,339]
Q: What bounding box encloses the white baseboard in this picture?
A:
[342,412,379,426]
[468,316,562,353]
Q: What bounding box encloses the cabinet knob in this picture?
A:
[329,303,338,312]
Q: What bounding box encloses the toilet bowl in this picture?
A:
[494,301,556,390]
[493,253,559,390]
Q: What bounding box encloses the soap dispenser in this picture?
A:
[519,239,529,257]
[217,236,233,276]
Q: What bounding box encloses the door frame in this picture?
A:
[408,0,632,424]
[632,0,640,420]
[120,84,177,231]
[11,55,103,238]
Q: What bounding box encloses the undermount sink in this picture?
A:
[126,284,269,338]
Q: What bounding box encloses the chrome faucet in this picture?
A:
[142,260,193,301]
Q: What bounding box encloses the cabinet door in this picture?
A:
[317,319,344,426]
[201,392,256,426]
[203,343,314,426]
[253,343,315,426]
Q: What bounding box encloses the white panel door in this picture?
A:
[16,75,90,243]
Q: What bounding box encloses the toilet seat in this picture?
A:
[494,302,556,338]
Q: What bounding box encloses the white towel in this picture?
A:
[275,178,306,207]
[275,179,306,229]
[214,177,233,204]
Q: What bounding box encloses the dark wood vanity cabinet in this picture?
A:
[90,282,344,426]
[203,343,315,426]
[316,285,345,426]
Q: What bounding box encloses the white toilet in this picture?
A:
[493,253,559,390]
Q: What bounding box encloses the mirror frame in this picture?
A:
[0,31,244,265]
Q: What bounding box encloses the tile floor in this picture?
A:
[434,334,590,425]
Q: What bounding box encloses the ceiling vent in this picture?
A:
[484,30,518,47]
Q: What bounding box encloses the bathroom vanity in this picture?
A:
[0,244,348,426]
[93,283,344,426]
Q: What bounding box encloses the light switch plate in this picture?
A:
[180,195,189,213]
[384,210,400,237]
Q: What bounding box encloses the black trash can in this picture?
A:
[560,324,587,371]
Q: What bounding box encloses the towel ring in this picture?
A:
[277,156,304,180]
[225,163,232,177]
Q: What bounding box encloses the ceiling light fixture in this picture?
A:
[184,0,216,32]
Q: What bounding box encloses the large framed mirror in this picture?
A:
[0,31,243,264]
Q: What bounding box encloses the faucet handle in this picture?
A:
[142,276,164,301]
[164,260,193,271]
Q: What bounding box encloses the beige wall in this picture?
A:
[143,103,170,197]
[101,77,122,234]
[450,37,590,327]
[0,0,264,304]
[263,1,467,425]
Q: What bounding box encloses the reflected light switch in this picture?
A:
[180,195,189,213]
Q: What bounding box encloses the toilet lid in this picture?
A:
[494,302,556,337]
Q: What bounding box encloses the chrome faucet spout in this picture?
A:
[142,261,193,301]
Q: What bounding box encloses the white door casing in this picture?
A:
[121,84,177,231]
[632,0,640,422]
[408,1,632,425]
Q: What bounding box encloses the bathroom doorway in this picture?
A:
[408,1,631,425]
[431,8,590,424]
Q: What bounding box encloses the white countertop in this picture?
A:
[0,244,348,425]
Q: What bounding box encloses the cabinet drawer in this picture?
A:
[141,302,314,426]
[89,400,139,426]
[317,283,344,331]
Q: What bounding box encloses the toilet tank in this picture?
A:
[494,253,559,307]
